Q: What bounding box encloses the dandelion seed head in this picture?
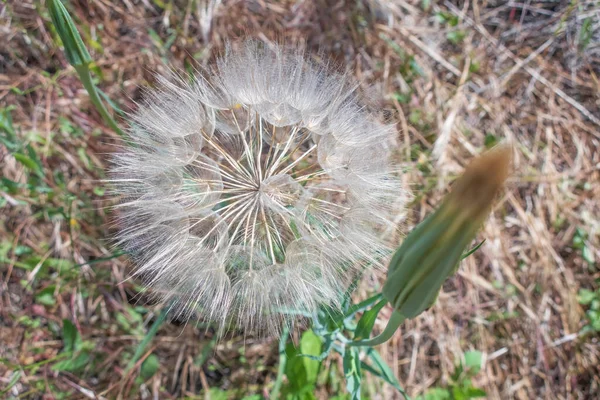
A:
[111,41,407,334]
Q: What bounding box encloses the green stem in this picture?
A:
[75,65,124,136]
[347,310,405,347]
[270,326,289,399]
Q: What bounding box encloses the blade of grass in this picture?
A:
[0,371,21,396]
[125,307,168,372]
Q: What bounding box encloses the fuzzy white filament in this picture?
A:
[110,42,406,334]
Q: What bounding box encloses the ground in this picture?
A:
[1,0,599,399]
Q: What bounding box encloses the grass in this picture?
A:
[1,0,599,398]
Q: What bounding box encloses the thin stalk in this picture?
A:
[125,307,169,372]
[75,65,124,136]
[270,326,290,399]
[347,310,405,347]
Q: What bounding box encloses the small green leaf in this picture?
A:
[61,319,81,352]
[447,30,467,45]
[299,332,335,362]
[464,387,487,398]
[484,134,498,149]
[423,387,452,399]
[13,154,44,178]
[14,245,33,256]
[300,330,322,384]
[578,289,597,306]
[52,352,90,372]
[354,299,386,340]
[0,107,19,152]
[140,353,160,380]
[582,246,595,265]
[125,307,168,372]
[36,287,57,306]
[284,337,319,396]
[579,17,594,51]
[344,293,383,319]
[206,388,230,400]
[393,92,411,104]
[464,350,482,374]
[363,348,408,398]
[1,177,21,194]
[343,347,362,400]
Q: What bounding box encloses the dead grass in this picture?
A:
[1,0,599,399]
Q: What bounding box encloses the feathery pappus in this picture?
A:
[110,41,407,334]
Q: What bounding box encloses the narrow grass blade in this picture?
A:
[125,307,168,372]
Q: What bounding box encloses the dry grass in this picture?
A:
[1,0,599,399]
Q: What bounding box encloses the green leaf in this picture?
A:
[464,351,482,374]
[125,307,168,372]
[589,311,600,331]
[206,388,231,400]
[344,293,383,319]
[343,347,362,400]
[461,240,486,260]
[194,337,217,367]
[484,134,498,149]
[52,352,90,372]
[579,17,594,51]
[0,107,19,152]
[14,245,33,256]
[36,286,57,306]
[282,330,322,397]
[354,299,386,340]
[447,30,466,45]
[284,346,314,396]
[299,331,335,362]
[1,177,21,194]
[98,89,125,114]
[363,348,409,398]
[422,388,451,400]
[300,330,322,384]
[61,319,81,352]
[578,289,597,306]
[582,246,595,265]
[0,370,21,396]
[26,144,45,178]
[13,153,44,178]
[464,387,487,398]
[140,353,160,380]
[393,92,411,104]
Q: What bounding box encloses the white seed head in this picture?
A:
[110,41,407,335]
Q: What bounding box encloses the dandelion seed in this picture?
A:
[110,41,407,334]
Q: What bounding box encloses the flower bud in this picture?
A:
[47,0,92,68]
[382,146,511,318]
